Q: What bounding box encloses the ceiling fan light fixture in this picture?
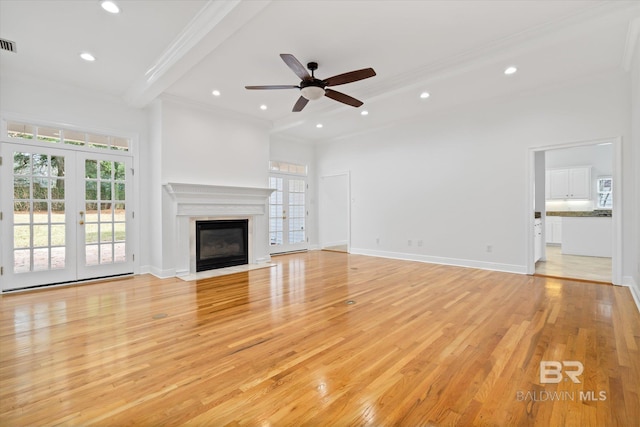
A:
[100,1,120,14]
[80,52,96,62]
[300,86,325,101]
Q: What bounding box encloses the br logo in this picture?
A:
[539,361,583,384]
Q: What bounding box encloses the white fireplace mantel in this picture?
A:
[163,183,274,276]
[164,182,274,216]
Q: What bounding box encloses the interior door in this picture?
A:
[1,143,133,291]
[269,175,308,254]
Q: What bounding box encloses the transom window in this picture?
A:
[7,121,129,152]
[269,160,307,175]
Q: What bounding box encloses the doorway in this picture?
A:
[528,138,620,284]
[319,172,350,253]
[268,173,308,254]
[1,143,134,290]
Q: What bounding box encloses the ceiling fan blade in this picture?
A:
[245,85,299,90]
[324,89,363,108]
[292,96,309,112]
[280,54,312,81]
[323,68,376,87]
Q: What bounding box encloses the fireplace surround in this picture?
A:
[164,183,274,277]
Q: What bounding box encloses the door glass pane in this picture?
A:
[12,152,66,273]
[288,179,306,244]
[269,177,284,246]
[84,158,127,266]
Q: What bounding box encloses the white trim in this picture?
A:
[526,137,622,284]
[622,17,640,72]
[622,276,640,313]
[350,248,527,275]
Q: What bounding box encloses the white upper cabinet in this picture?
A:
[547,167,591,199]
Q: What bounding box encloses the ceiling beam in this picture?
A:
[124,0,271,108]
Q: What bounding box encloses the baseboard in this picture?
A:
[622,276,640,313]
[349,248,527,275]
[322,240,348,248]
[143,265,177,279]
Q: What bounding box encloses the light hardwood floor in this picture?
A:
[1,251,638,426]
[535,245,612,283]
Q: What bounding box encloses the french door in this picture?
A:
[1,143,133,290]
[268,174,308,254]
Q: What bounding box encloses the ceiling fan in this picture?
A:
[245,54,376,112]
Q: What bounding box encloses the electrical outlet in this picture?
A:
[376,237,380,245]
[408,239,412,246]
[486,245,493,253]
[417,240,423,247]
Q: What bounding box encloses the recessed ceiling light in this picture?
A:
[504,66,517,75]
[80,52,96,62]
[260,104,267,110]
[100,1,120,14]
[211,90,220,96]
[361,110,369,116]
[316,123,323,129]
[420,92,430,99]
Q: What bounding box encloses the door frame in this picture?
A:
[0,114,139,292]
[319,171,351,252]
[268,173,309,254]
[526,136,622,284]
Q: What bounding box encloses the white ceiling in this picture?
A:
[1,0,638,142]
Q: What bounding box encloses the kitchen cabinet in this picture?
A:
[562,217,612,257]
[534,218,542,262]
[547,167,591,199]
[545,216,562,244]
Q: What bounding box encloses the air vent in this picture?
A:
[0,38,17,53]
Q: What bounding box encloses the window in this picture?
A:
[7,121,130,152]
[269,160,307,175]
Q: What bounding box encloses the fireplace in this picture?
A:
[196,219,249,272]
[164,183,274,278]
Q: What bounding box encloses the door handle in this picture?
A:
[79,221,84,225]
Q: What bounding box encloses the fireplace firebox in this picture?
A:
[195,219,249,272]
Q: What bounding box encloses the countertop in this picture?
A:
[546,210,612,217]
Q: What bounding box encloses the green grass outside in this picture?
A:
[13,211,126,248]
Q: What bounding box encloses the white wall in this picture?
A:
[316,71,633,277]
[161,97,269,187]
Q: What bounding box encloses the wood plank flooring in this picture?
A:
[535,245,612,283]
[1,251,639,426]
